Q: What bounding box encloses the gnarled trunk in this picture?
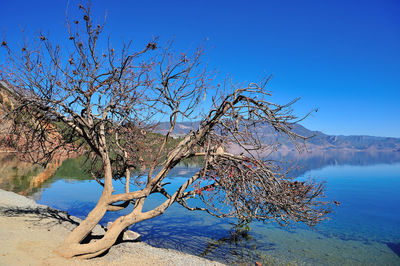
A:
[55,199,151,259]
[55,150,129,259]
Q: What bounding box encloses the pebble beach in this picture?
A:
[0,189,224,266]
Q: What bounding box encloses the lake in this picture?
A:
[2,153,400,265]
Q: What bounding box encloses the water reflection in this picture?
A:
[271,150,400,177]
[0,154,93,197]
[0,153,62,196]
[2,150,399,196]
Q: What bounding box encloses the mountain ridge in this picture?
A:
[155,121,400,153]
[1,80,398,154]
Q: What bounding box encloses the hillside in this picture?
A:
[2,79,399,154]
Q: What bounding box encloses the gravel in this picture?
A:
[0,189,225,266]
[0,188,47,209]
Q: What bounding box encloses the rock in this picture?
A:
[107,222,140,241]
[123,230,141,241]
[0,189,40,209]
[69,215,82,224]
[57,214,106,235]
[107,221,113,229]
[92,224,106,235]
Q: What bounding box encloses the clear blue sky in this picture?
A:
[1,0,399,137]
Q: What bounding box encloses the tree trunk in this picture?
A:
[55,211,130,259]
[55,149,127,259]
[55,201,149,259]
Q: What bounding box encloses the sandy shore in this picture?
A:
[0,189,224,266]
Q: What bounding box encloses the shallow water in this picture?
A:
[30,163,400,265]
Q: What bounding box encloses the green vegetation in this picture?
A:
[52,157,92,180]
[0,154,45,195]
[53,131,204,180]
[11,166,40,192]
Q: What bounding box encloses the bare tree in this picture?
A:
[0,3,332,259]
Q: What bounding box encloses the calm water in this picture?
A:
[28,161,400,265]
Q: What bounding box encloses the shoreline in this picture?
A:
[0,188,224,266]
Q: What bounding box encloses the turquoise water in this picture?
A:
[34,163,400,265]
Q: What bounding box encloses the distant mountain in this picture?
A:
[3,77,399,155]
[155,121,400,153]
[155,121,201,137]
